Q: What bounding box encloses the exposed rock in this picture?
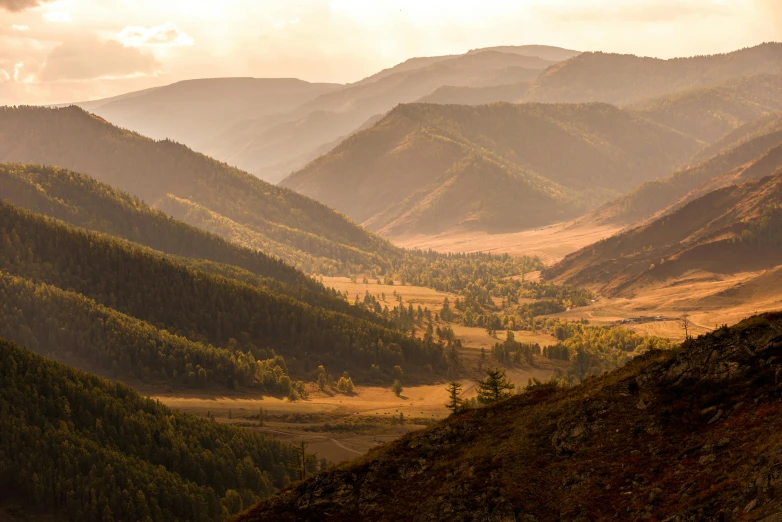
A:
[237,314,782,522]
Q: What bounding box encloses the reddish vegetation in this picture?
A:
[547,173,782,296]
[236,313,782,521]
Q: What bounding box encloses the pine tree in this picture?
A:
[445,381,464,413]
[476,368,515,405]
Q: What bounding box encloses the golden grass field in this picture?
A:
[157,221,782,465]
[152,276,564,464]
[391,220,621,264]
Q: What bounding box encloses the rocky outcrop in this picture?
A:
[237,313,782,522]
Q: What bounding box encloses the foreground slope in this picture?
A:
[239,313,782,521]
[0,338,300,521]
[282,102,700,236]
[526,42,782,105]
[548,173,782,296]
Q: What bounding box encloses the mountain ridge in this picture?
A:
[282,101,701,237]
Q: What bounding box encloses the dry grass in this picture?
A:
[390,219,620,264]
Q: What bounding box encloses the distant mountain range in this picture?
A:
[281,102,700,236]
[72,46,578,182]
[0,105,396,275]
[73,77,340,155]
[525,42,782,105]
[590,112,782,227]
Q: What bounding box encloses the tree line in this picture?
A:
[0,201,446,379]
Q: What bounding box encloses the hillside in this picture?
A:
[238,313,782,521]
[0,200,445,380]
[282,102,701,237]
[77,78,340,151]
[355,45,577,87]
[417,82,530,105]
[629,74,782,142]
[591,114,782,226]
[526,42,782,105]
[0,163,372,317]
[203,50,563,182]
[0,105,396,275]
[547,173,782,296]
[0,337,303,521]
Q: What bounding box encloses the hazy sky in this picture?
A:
[1,0,780,105]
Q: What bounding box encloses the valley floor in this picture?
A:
[390,220,621,264]
[551,266,782,340]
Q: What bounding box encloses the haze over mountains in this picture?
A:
[7,35,782,522]
[75,46,578,183]
[282,102,700,236]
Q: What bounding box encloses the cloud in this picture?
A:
[39,37,159,81]
[0,0,53,12]
[11,25,30,31]
[118,22,194,47]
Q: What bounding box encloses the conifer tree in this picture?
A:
[445,381,465,413]
[476,368,515,405]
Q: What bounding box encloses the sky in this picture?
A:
[0,0,780,105]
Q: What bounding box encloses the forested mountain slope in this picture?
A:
[203,50,564,181]
[0,201,445,380]
[590,114,782,227]
[0,105,396,275]
[629,74,782,142]
[239,313,782,521]
[547,173,782,296]
[0,338,302,521]
[0,106,545,292]
[525,42,782,105]
[282,102,700,236]
[417,82,531,105]
[0,163,371,318]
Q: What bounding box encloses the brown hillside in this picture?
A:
[629,74,782,142]
[526,43,782,105]
[238,313,782,521]
[547,173,782,297]
[80,78,340,152]
[281,102,701,237]
[0,105,396,274]
[204,50,561,182]
[591,115,782,227]
[418,82,531,105]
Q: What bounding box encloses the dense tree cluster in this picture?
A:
[452,279,594,330]
[0,271,302,395]
[540,319,674,382]
[0,163,380,321]
[0,338,302,521]
[0,201,445,379]
[738,203,782,248]
[491,331,542,366]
